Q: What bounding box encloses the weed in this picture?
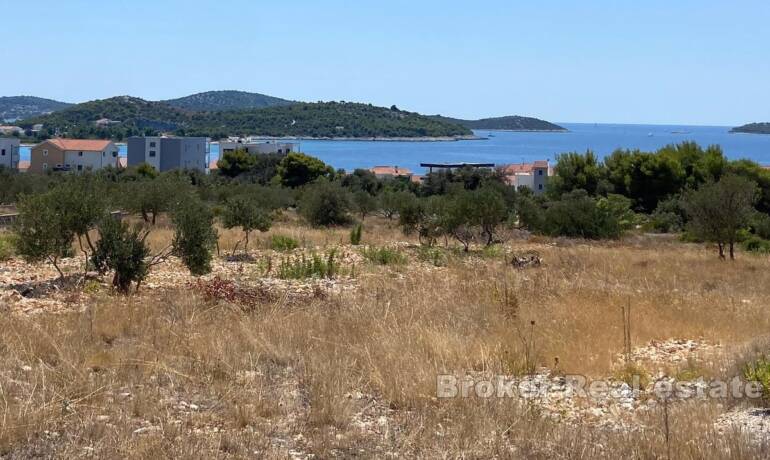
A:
[360,246,407,265]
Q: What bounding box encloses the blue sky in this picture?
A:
[3,0,768,125]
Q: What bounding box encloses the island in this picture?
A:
[430,115,567,132]
[731,123,770,134]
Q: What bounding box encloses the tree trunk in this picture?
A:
[718,243,725,260]
[729,241,735,260]
[49,256,64,280]
[244,231,250,254]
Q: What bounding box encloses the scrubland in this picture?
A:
[1,215,770,458]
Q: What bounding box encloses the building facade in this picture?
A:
[0,138,20,170]
[502,160,550,194]
[219,140,297,156]
[28,139,119,174]
[127,136,208,172]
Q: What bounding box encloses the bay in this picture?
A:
[18,123,770,174]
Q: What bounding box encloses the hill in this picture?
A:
[0,96,72,122]
[731,122,770,134]
[19,98,472,140]
[162,90,294,112]
[431,114,566,131]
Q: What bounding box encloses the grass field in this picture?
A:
[1,215,769,458]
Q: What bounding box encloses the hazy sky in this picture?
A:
[3,0,768,125]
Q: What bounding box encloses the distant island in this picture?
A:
[17,97,473,140]
[5,90,564,140]
[430,115,567,132]
[731,122,770,134]
[0,96,72,122]
[162,90,295,112]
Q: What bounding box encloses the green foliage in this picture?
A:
[0,233,16,261]
[221,195,272,254]
[171,196,218,276]
[120,174,187,225]
[14,191,76,278]
[683,174,759,259]
[352,190,378,220]
[349,223,363,246]
[276,153,335,188]
[379,190,413,219]
[299,180,352,226]
[417,246,448,267]
[277,250,338,279]
[742,236,770,254]
[216,149,256,178]
[270,235,299,251]
[541,190,624,239]
[597,194,638,231]
[398,194,446,246]
[91,217,150,293]
[743,355,770,403]
[549,151,606,197]
[651,196,687,233]
[163,90,293,112]
[360,246,407,265]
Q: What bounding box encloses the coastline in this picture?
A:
[242,134,485,142]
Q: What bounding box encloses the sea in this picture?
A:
[18,123,770,174]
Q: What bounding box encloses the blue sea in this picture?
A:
[19,123,770,174]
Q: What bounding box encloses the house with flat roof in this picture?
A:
[219,140,296,157]
[127,136,208,172]
[501,160,550,194]
[28,139,119,174]
[0,138,20,170]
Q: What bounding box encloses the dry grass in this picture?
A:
[2,218,770,458]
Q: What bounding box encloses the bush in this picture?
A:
[417,246,447,267]
[360,246,407,265]
[0,233,16,261]
[270,234,299,251]
[650,196,686,233]
[278,250,338,279]
[349,223,363,245]
[299,180,352,227]
[744,356,770,403]
[742,236,770,254]
[541,190,623,239]
[172,196,218,276]
[91,217,150,293]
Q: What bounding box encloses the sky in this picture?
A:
[2,0,769,126]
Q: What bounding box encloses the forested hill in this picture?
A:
[0,96,72,121]
[18,98,473,140]
[731,123,770,134]
[431,115,566,131]
[162,90,295,112]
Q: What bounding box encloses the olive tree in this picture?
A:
[683,174,759,260]
[14,191,75,279]
[221,195,272,255]
[172,195,218,275]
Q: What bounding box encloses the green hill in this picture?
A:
[0,96,72,121]
[163,90,294,112]
[19,98,472,140]
[431,115,566,131]
[731,123,770,134]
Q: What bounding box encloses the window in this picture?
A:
[77,165,83,171]
[43,149,48,156]
[112,151,118,157]
[56,164,62,169]
[149,150,156,157]
[150,142,156,147]
[78,151,83,157]
[538,170,543,176]
[538,184,543,190]
[1,149,5,156]
[65,164,71,168]
[43,163,48,170]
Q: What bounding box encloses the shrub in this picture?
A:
[352,190,378,220]
[0,233,16,261]
[541,190,623,239]
[349,223,363,245]
[275,152,335,188]
[360,246,407,265]
[172,196,218,276]
[270,234,299,251]
[742,236,770,254]
[299,180,352,226]
[14,191,76,279]
[91,217,150,293]
[743,356,770,403]
[417,246,447,267]
[278,250,338,279]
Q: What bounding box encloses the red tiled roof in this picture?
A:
[46,138,113,151]
[502,161,549,174]
[370,166,412,176]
